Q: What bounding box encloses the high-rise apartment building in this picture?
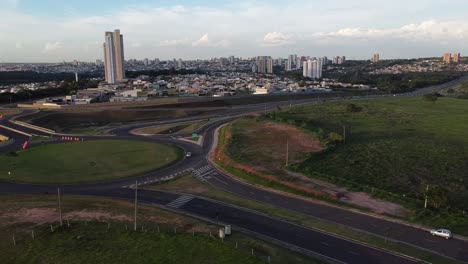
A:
[373,53,380,63]
[443,53,452,64]
[256,56,273,74]
[103,29,125,84]
[453,53,461,63]
[303,59,323,79]
[285,54,297,71]
[333,56,346,65]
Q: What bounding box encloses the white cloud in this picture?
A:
[15,42,23,49]
[42,41,63,53]
[2,1,468,61]
[313,19,468,43]
[260,32,296,46]
[192,33,231,48]
[192,33,210,47]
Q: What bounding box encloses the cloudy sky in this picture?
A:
[1,0,467,62]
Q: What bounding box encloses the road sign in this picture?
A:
[192,133,199,138]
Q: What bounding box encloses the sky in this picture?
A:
[1,0,468,62]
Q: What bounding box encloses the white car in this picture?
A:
[430,229,452,239]
[185,152,192,157]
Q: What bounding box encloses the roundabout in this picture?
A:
[0,139,183,184]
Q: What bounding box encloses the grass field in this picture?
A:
[18,109,217,133]
[147,175,458,264]
[264,97,468,232]
[0,109,21,117]
[135,120,209,135]
[0,140,183,184]
[0,195,317,264]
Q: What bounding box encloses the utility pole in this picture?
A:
[134,180,138,231]
[285,138,289,167]
[424,184,429,209]
[57,188,63,226]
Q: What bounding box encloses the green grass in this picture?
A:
[147,175,460,264]
[260,97,468,234]
[136,121,209,135]
[0,195,318,264]
[3,223,266,264]
[0,140,183,184]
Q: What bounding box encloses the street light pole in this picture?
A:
[134,180,138,231]
[57,188,63,226]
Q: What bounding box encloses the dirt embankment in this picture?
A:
[214,119,408,216]
[214,122,331,199]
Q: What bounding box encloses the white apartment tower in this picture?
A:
[303,59,323,79]
[103,29,125,84]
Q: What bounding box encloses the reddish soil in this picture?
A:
[1,208,132,226]
[214,123,331,199]
[214,120,408,216]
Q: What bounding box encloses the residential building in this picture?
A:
[443,53,452,63]
[373,53,380,63]
[453,53,461,63]
[304,59,323,79]
[256,56,273,74]
[333,56,346,64]
[103,29,125,84]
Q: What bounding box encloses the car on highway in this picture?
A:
[185,152,192,157]
[430,229,452,239]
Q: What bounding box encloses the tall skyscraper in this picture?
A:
[303,59,322,79]
[303,61,308,77]
[286,54,297,71]
[103,29,125,84]
[443,53,452,64]
[373,53,380,63]
[453,53,461,63]
[256,56,273,74]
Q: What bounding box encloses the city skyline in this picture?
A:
[2,0,468,62]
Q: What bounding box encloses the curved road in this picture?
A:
[1,80,468,264]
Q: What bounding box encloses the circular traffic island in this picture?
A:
[0,140,183,184]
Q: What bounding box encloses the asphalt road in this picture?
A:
[1,79,468,264]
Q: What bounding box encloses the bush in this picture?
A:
[328,132,344,144]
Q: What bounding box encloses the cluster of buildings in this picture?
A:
[252,54,346,77]
[0,81,63,94]
[443,52,461,64]
[370,57,468,75]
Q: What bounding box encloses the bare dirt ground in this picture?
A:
[1,208,133,226]
[284,171,408,216]
[232,120,322,171]
[219,119,409,216]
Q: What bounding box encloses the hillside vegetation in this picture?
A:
[258,97,468,232]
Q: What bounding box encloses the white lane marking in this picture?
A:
[166,195,194,208]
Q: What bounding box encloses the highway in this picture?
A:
[1,79,468,264]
